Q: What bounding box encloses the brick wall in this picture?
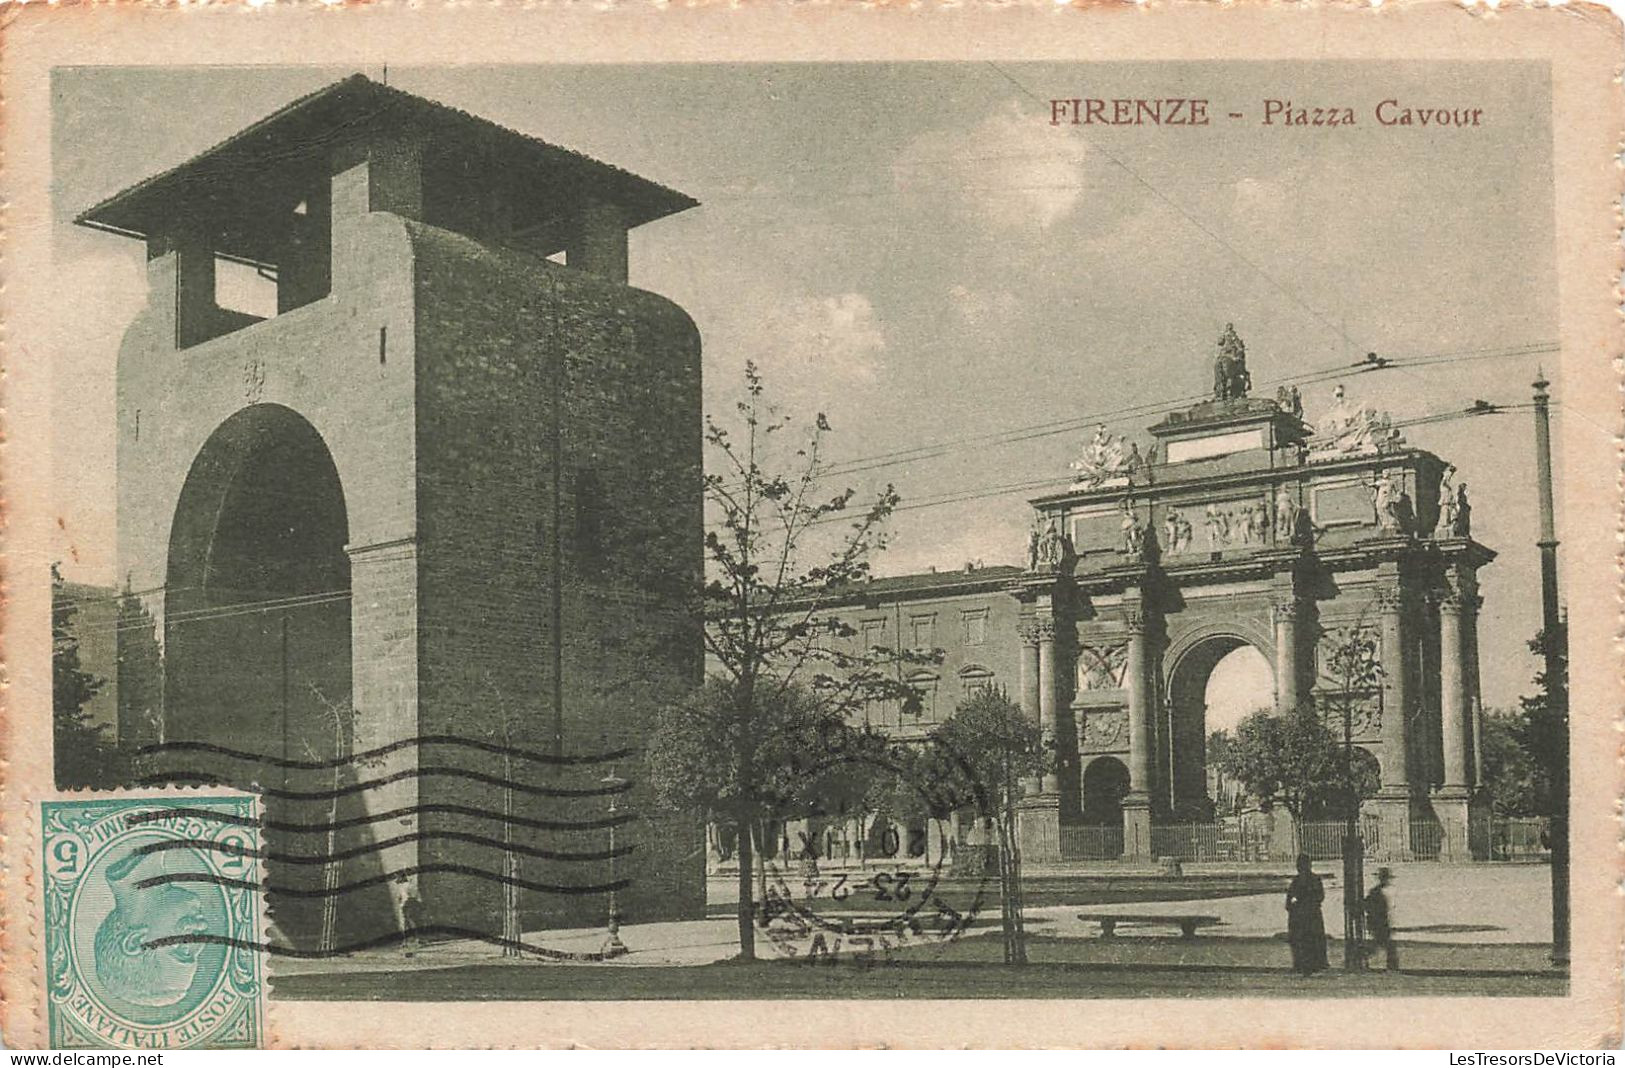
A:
[408,222,705,932]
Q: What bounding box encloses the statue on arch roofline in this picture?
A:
[1068,423,1147,487]
[1213,322,1252,401]
[1307,382,1405,461]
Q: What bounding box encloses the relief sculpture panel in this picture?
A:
[1079,707,1130,753]
[1076,641,1129,691]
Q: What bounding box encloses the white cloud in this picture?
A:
[765,291,886,386]
[947,283,1021,332]
[893,102,1089,231]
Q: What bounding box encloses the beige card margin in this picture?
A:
[1,2,1620,1048]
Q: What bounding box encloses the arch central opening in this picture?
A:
[1166,637,1273,820]
[167,406,352,762]
[165,405,353,945]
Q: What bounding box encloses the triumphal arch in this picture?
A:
[1014,325,1493,862]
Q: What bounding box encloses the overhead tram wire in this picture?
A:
[759,397,1558,533]
[820,341,1556,478]
[79,578,677,640]
[703,341,1557,507]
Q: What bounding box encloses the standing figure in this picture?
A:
[1452,484,1472,537]
[1026,526,1041,570]
[1120,500,1144,557]
[1275,488,1299,543]
[1036,520,1064,569]
[1372,474,1409,534]
[1284,853,1329,976]
[1178,512,1194,554]
[1436,465,1458,536]
[1164,509,1180,555]
[1363,867,1400,971]
[1204,505,1225,554]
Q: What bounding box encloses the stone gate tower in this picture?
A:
[81,75,706,945]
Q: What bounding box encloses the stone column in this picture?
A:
[1018,615,1062,862]
[567,201,631,284]
[1018,621,1042,797]
[1036,615,1059,795]
[1465,593,1485,789]
[1435,587,1474,861]
[172,226,218,350]
[1122,604,1153,860]
[1438,591,1471,791]
[1374,584,1413,860]
[1273,597,1303,714]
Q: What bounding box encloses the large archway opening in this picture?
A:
[166,405,351,758]
[1165,637,1273,820]
[165,405,353,944]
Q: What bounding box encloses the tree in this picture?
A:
[1215,706,1344,826]
[1479,708,1541,817]
[652,363,932,960]
[1514,624,1568,818]
[928,686,1046,965]
[52,564,123,788]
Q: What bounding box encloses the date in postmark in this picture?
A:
[754,741,993,964]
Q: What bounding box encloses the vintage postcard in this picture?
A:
[1,2,1621,1050]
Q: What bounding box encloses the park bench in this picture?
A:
[1077,912,1223,940]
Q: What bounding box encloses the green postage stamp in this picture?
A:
[41,795,264,1050]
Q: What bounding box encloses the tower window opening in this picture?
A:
[214,256,279,322]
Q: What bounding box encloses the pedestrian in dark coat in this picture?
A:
[1363,867,1400,971]
[1285,853,1329,975]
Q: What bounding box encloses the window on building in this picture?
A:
[959,665,996,700]
[861,618,887,653]
[908,613,936,650]
[962,608,989,646]
[905,671,940,725]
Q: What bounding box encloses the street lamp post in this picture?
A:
[1531,373,1569,967]
[601,771,629,960]
[1341,695,1366,971]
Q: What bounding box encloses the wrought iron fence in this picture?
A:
[1483,816,1550,861]
[1055,815,1548,864]
[1147,821,1271,862]
[1290,818,1384,860]
[1408,818,1444,860]
[1059,823,1123,860]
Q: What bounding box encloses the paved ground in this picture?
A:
[273,955,1566,1001]
[269,862,1562,999]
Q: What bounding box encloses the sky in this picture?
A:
[50,61,1562,708]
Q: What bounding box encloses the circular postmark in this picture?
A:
[753,735,996,964]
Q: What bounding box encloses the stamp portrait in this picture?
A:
[41,795,265,1049]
